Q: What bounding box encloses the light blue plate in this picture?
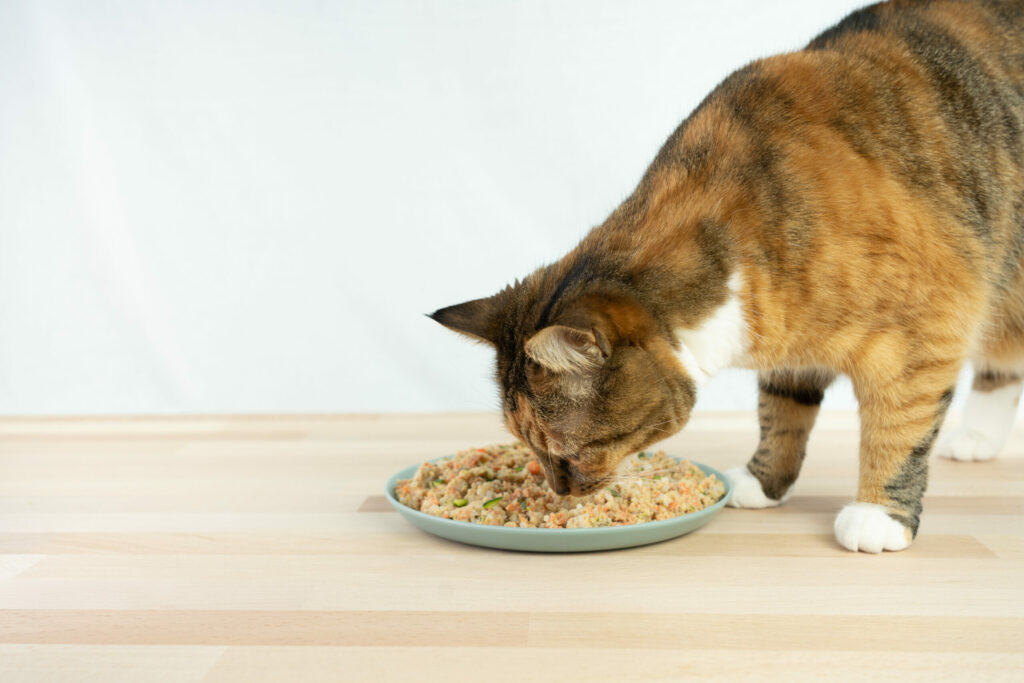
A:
[385,457,732,552]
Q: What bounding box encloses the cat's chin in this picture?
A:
[547,469,609,497]
[549,476,602,497]
[568,481,605,497]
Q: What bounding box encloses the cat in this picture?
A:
[429,0,1024,553]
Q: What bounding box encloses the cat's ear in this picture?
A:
[429,296,504,346]
[524,325,610,373]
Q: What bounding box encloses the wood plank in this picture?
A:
[526,613,1024,653]
[0,644,224,683]
[0,530,998,558]
[2,577,1018,617]
[203,647,1024,683]
[1,610,1020,653]
[0,610,530,647]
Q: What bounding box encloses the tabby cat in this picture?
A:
[430,0,1024,553]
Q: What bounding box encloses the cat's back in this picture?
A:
[804,2,1024,155]
[625,0,1024,295]
[798,0,1024,279]
[668,0,1024,215]
[697,0,1024,278]
[641,0,1024,347]
[810,0,1024,58]
[804,0,1024,122]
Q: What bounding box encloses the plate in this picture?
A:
[384,457,733,552]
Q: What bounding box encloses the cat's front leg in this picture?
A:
[727,369,834,508]
[836,367,957,553]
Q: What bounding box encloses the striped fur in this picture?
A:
[432,0,1024,547]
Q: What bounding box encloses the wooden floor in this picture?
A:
[0,412,1021,682]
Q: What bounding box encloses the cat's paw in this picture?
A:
[935,428,1002,462]
[724,466,789,508]
[833,503,911,553]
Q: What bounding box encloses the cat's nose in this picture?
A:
[541,456,572,495]
[562,459,595,496]
[548,469,571,495]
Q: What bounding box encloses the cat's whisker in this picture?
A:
[632,417,680,432]
[612,466,680,476]
[607,466,684,481]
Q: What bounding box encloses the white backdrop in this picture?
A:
[2,0,973,415]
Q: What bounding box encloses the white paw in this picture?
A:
[833,503,911,553]
[724,466,789,508]
[935,428,1002,462]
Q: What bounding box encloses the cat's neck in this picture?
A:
[555,232,751,385]
[574,161,754,384]
[549,108,760,383]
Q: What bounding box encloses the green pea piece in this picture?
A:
[452,499,468,507]
[482,496,503,509]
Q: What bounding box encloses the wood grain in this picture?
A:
[0,412,1022,682]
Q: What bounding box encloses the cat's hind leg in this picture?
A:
[938,279,1024,460]
[726,369,834,508]
[936,365,1022,461]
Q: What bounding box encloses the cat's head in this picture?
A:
[430,270,697,496]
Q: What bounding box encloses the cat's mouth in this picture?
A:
[536,453,606,497]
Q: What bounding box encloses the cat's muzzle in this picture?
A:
[543,456,600,497]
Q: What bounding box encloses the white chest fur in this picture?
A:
[674,272,749,386]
